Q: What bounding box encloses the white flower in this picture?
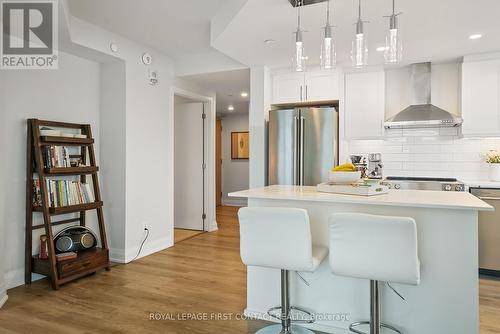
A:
[485,150,500,164]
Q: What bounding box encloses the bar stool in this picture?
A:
[328,213,420,334]
[238,207,328,334]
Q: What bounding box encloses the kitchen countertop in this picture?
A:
[229,185,493,211]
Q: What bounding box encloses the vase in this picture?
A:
[489,164,500,182]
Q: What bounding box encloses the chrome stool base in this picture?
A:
[260,270,315,334]
[349,321,402,334]
[348,280,403,334]
[256,324,316,334]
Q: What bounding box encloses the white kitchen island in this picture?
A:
[229,185,493,334]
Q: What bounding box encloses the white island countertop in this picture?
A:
[230,185,493,211]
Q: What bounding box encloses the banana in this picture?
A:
[331,163,357,172]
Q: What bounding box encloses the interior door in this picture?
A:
[174,102,204,230]
[268,109,298,185]
[300,107,337,186]
[216,119,222,207]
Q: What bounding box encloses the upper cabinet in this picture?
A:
[462,59,500,137]
[344,70,386,139]
[272,69,339,104]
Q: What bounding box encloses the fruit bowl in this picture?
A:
[329,171,362,184]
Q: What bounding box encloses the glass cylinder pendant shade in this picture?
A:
[351,21,368,68]
[320,25,336,69]
[384,16,402,63]
[292,30,306,72]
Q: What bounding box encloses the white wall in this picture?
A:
[0,51,101,289]
[100,61,127,257]
[67,15,176,262]
[221,114,249,206]
[249,66,271,188]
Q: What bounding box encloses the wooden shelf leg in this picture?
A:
[25,120,33,284]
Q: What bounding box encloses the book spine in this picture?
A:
[85,183,95,202]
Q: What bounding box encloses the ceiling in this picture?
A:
[68,0,229,61]
[212,0,500,67]
[182,69,250,115]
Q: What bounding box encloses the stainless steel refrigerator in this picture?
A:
[268,106,338,186]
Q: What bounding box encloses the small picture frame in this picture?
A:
[231,131,249,160]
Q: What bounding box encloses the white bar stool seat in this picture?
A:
[329,212,420,334]
[239,207,328,334]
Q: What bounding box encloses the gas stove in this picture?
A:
[381,177,465,192]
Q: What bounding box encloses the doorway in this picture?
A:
[173,95,207,242]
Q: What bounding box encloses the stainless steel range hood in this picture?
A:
[384,62,463,129]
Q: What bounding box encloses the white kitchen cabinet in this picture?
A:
[344,70,386,139]
[272,72,305,104]
[462,59,500,137]
[272,70,339,104]
[304,70,339,102]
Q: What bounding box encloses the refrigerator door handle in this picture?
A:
[293,116,299,185]
[300,116,305,185]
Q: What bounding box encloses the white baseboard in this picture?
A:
[243,308,349,334]
[0,294,7,309]
[124,235,173,264]
[207,220,218,232]
[4,269,45,290]
[222,197,247,207]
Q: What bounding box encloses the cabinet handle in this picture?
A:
[300,86,303,101]
[305,85,308,101]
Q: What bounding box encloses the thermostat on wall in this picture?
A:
[148,69,158,86]
[142,52,152,65]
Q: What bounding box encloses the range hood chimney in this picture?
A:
[384,62,463,129]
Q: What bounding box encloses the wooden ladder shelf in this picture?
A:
[26,119,110,290]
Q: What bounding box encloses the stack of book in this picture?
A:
[36,180,95,208]
[32,179,42,207]
[43,146,70,168]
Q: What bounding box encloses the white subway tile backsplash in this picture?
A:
[411,153,453,162]
[404,144,442,153]
[348,131,494,181]
[452,152,482,162]
[439,127,460,136]
[402,128,440,137]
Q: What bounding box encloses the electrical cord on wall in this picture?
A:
[131,227,149,262]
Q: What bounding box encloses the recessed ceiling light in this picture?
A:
[376,46,387,52]
[469,34,482,40]
[241,92,248,97]
[264,39,276,44]
[228,105,234,111]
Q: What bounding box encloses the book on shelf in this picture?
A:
[32,178,42,207]
[43,146,70,168]
[33,179,95,208]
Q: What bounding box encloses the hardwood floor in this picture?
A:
[1,205,499,333]
[174,228,203,244]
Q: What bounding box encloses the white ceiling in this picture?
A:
[213,0,500,67]
[68,0,229,61]
[182,69,250,115]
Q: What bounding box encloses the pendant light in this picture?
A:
[292,0,306,72]
[320,0,336,69]
[351,0,368,68]
[384,0,403,64]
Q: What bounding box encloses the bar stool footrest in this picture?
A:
[349,321,402,334]
[267,306,315,324]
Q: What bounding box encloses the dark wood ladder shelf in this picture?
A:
[26,119,110,290]
[33,201,104,215]
[39,136,94,146]
[43,166,99,175]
